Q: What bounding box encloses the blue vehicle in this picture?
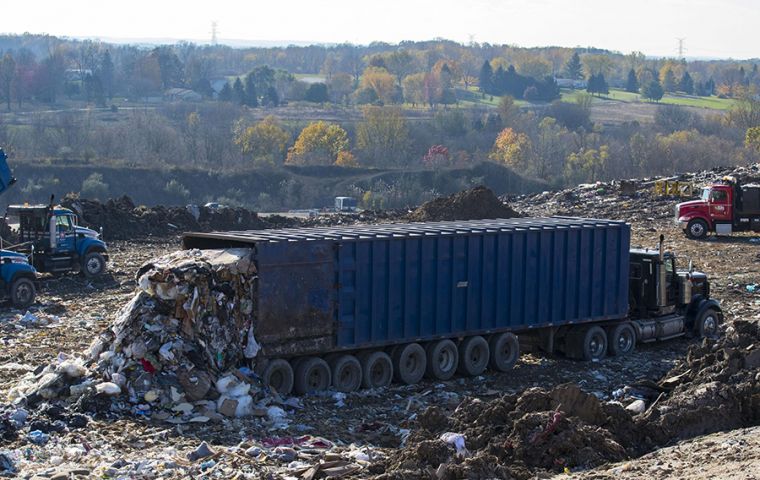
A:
[6,203,108,277]
[0,149,38,308]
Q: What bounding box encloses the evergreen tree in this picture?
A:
[564,52,583,81]
[233,77,245,105]
[99,50,114,99]
[244,73,258,107]
[625,69,639,93]
[264,86,279,106]
[586,73,607,95]
[641,79,664,101]
[706,78,716,95]
[219,82,232,101]
[479,60,493,94]
[493,65,507,95]
[662,68,677,93]
[679,71,694,95]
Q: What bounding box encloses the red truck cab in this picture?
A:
[676,179,760,238]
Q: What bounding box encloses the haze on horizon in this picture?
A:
[2,0,757,59]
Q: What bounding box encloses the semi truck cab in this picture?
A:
[676,178,760,238]
[628,237,719,341]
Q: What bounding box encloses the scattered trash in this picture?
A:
[27,430,49,445]
[187,441,215,461]
[439,432,468,456]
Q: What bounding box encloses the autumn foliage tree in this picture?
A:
[356,106,409,166]
[359,66,396,104]
[489,127,533,170]
[234,115,290,166]
[286,121,349,165]
[422,145,450,168]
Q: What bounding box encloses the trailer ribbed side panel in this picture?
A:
[182,217,630,354]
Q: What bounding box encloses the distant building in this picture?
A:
[555,77,587,89]
[64,68,93,82]
[164,88,203,102]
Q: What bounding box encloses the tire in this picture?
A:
[263,359,294,395]
[82,251,106,278]
[488,332,520,372]
[457,336,490,376]
[293,357,331,395]
[10,277,35,309]
[686,219,708,239]
[425,339,459,380]
[359,351,393,389]
[567,325,608,361]
[329,355,362,393]
[392,343,426,385]
[608,323,636,356]
[695,308,720,339]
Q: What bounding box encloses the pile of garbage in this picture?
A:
[408,186,520,222]
[7,248,276,423]
[61,195,275,240]
[380,319,760,479]
[509,162,760,222]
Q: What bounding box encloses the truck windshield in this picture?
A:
[701,188,710,201]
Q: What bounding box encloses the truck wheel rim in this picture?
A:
[617,330,633,352]
[16,284,32,304]
[370,362,386,385]
[703,315,717,336]
[270,371,284,390]
[437,349,455,372]
[690,223,704,237]
[590,333,605,358]
[86,257,101,274]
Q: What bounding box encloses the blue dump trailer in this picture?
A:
[183,217,722,395]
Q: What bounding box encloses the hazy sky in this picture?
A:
[3,0,757,59]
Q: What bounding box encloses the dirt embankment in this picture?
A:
[380,320,760,479]
[57,186,519,240]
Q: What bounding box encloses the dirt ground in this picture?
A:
[1,179,759,478]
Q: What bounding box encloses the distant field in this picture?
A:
[457,87,528,107]
[559,88,735,110]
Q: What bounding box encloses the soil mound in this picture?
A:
[408,186,520,222]
[382,321,760,479]
[61,195,273,240]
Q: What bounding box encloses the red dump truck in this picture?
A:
[676,177,760,238]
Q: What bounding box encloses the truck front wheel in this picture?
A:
[695,308,720,339]
[10,277,36,309]
[82,252,106,278]
[686,219,708,239]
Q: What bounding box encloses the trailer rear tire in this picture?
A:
[425,340,459,380]
[488,332,519,372]
[293,357,331,395]
[686,219,708,239]
[359,351,393,389]
[263,359,294,395]
[457,336,490,376]
[568,326,608,361]
[391,343,426,385]
[10,277,36,309]
[329,355,362,392]
[695,308,720,339]
[608,323,636,356]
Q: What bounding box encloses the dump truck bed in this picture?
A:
[183,217,631,358]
